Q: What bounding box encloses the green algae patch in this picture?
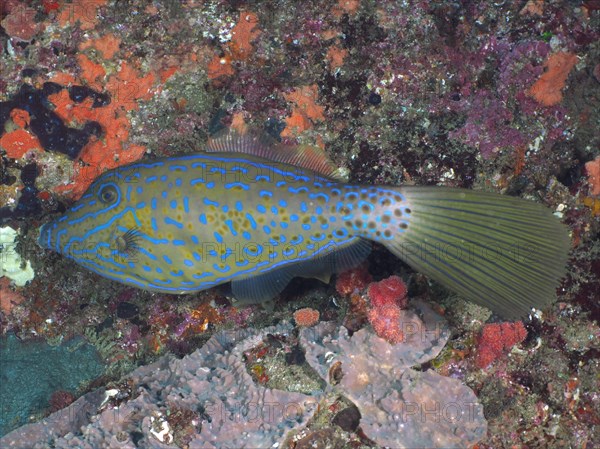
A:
[0,334,105,437]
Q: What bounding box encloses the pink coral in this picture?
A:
[367,275,408,308]
[335,265,372,296]
[585,156,600,196]
[368,304,404,344]
[48,390,75,413]
[293,308,320,327]
[475,321,527,369]
[365,276,410,344]
[0,278,25,314]
[1,4,43,41]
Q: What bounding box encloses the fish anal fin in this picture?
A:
[311,272,332,284]
[231,238,371,305]
[231,268,294,305]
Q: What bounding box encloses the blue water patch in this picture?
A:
[0,333,104,437]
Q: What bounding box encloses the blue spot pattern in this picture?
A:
[46,153,411,295]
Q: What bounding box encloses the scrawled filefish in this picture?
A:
[38,133,570,318]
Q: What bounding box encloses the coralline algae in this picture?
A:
[1,302,487,448]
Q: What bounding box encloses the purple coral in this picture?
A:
[448,89,526,158]
[301,300,487,448]
[0,323,318,448]
[1,302,487,449]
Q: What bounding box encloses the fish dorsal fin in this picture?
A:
[205,130,347,181]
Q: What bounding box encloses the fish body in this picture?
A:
[39,134,570,318]
[40,151,392,294]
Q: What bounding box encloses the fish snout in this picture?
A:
[38,222,56,250]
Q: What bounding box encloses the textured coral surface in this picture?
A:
[1,1,599,448]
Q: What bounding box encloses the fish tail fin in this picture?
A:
[371,186,570,319]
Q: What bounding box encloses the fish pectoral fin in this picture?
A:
[231,238,371,305]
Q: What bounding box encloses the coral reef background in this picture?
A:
[1,0,599,448]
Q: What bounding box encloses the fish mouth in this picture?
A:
[38,222,54,250]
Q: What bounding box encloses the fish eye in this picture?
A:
[98,185,118,204]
